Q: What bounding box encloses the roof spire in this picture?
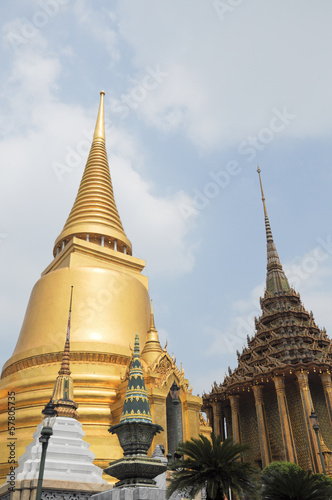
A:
[53,91,132,257]
[93,91,105,142]
[141,300,163,365]
[257,167,290,294]
[51,286,78,418]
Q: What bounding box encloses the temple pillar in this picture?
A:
[320,372,332,427]
[229,395,241,444]
[252,384,271,468]
[273,376,297,463]
[296,370,323,473]
[225,404,232,439]
[205,406,213,429]
[211,401,223,437]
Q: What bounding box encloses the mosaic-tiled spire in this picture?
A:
[52,286,78,418]
[257,167,290,294]
[120,333,152,423]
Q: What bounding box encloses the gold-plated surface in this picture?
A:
[6,265,150,363]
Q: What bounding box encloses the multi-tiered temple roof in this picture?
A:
[207,168,332,397]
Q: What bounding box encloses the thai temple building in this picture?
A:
[203,167,332,475]
[0,91,206,482]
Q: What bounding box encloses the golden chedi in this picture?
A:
[0,92,206,482]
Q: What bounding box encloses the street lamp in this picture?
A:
[309,410,326,475]
[170,381,180,457]
[36,399,57,500]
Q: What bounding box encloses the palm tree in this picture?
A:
[166,433,259,500]
[261,461,332,500]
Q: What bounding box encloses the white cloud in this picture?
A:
[109,130,199,277]
[73,0,120,62]
[116,0,332,149]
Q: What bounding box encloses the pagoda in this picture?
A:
[203,168,332,474]
[0,92,206,482]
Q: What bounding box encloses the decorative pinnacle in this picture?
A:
[51,286,78,418]
[257,166,273,242]
[150,299,156,330]
[257,166,268,218]
[257,167,290,294]
[59,286,73,375]
[93,91,105,142]
[120,333,152,423]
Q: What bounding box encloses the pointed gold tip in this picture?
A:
[150,300,156,330]
[257,166,268,218]
[93,91,105,142]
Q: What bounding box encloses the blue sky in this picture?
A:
[1,0,332,396]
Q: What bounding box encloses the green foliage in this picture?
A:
[166,433,259,500]
[261,461,303,479]
[261,461,332,500]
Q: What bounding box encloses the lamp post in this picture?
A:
[170,381,180,456]
[309,410,326,475]
[36,400,57,500]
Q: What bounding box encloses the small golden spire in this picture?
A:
[257,166,268,218]
[93,91,105,142]
[150,299,156,330]
[141,299,163,365]
[53,91,132,257]
[52,286,78,418]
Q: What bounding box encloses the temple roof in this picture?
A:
[120,333,153,423]
[203,169,332,401]
[53,91,132,256]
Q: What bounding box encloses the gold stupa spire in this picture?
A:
[52,286,78,418]
[93,90,105,141]
[257,167,290,294]
[141,300,163,365]
[53,91,132,257]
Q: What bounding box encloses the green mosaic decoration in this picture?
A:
[120,332,152,424]
[107,333,165,487]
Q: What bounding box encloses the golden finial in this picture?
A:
[150,299,156,330]
[257,166,268,218]
[51,286,78,418]
[93,91,105,142]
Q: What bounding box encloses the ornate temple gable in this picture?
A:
[146,350,184,389]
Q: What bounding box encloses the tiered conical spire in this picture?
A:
[51,286,78,418]
[257,167,290,294]
[120,333,152,423]
[53,91,132,256]
[141,300,163,365]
